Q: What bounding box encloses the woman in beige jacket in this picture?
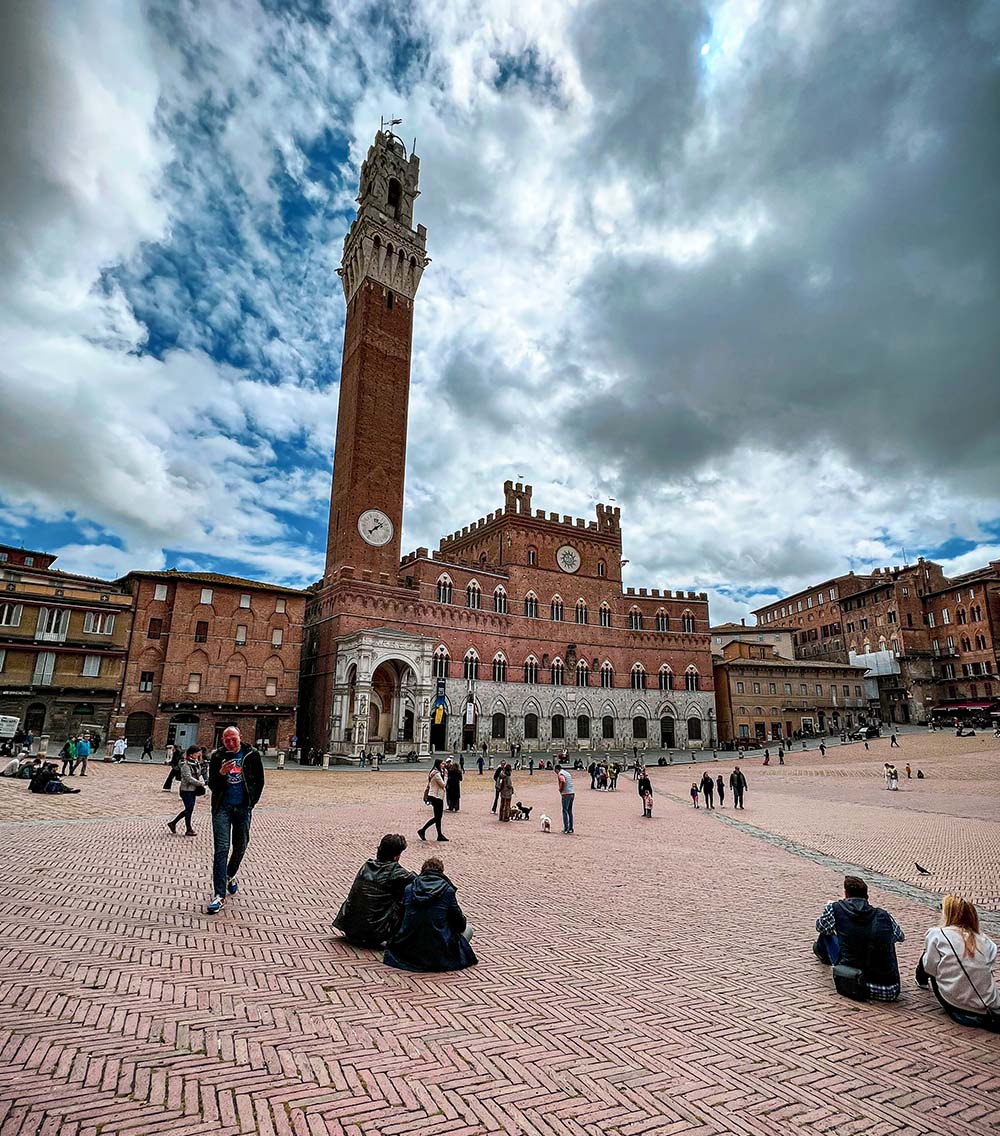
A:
[418,759,449,842]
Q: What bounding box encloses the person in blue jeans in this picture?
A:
[206,727,264,914]
[556,763,575,834]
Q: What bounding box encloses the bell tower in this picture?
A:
[325,127,429,579]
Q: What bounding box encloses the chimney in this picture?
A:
[740,618,745,626]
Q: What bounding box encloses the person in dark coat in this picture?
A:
[445,760,463,812]
[700,770,715,809]
[384,857,477,972]
[333,834,414,948]
[729,765,748,809]
[716,773,725,807]
[637,771,653,817]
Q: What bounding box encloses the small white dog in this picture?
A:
[540,814,552,833]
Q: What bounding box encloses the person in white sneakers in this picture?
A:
[205,727,264,914]
[112,737,127,763]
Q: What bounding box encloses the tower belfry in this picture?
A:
[325,128,429,580]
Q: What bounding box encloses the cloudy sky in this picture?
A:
[2,0,998,622]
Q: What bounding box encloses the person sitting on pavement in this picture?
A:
[813,875,905,1001]
[29,762,81,794]
[0,754,22,777]
[333,834,415,949]
[916,895,999,1031]
[383,857,477,972]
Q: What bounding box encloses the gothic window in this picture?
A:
[600,661,614,689]
[551,714,565,740]
[681,611,696,633]
[658,666,673,691]
[523,656,538,684]
[597,560,606,577]
[387,178,402,219]
[524,592,538,618]
[527,547,537,566]
[466,581,481,609]
[576,660,590,687]
[463,649,479,681]
[961,636,972,653]
[551,659,564,686]
[685,666,699,691]
[493,586,508,614]
[432,646,449,678]
[492,653,507,683]
[577,714,590,739]
[491,712,506,739]
[971,604,983,622]
[575,600,587,624]
[602,715,615,739]
[630,663,646,690]
[524,713,539,739]
[550,597,564,622]
[436,575,453,604]
[655,611,669,632]
[687,717,702,741]
[628,608,642,631]
[599,604,612,628]
[957,608,967,625]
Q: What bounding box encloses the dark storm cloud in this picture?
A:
[572,0,711,174]
[561,0,1000,492]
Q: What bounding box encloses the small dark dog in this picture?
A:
[512,801,533,821]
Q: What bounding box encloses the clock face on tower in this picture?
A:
[556,545,582,574]
[358,509,394,546]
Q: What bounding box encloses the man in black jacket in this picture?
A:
[729,765,748,809]
[333,834,414,947]
[206,726,264,914]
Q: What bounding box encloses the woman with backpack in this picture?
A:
[418,759,448,842]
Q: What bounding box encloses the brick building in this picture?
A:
[118,571,305,752]
[922,561,1000,718]
[712,639,868,744]
[0,544,132,742]
[302,128,715,756]
[750,558,1000,724]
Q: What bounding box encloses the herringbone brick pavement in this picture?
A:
[1,743,998,1135]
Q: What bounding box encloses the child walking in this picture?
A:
[690,782,700,808]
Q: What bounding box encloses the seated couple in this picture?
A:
[814,876,998,1030]
[333,833,477,972]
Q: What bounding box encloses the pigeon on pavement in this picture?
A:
[915,862,932,876]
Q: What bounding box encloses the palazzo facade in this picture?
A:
[301,129,714,755]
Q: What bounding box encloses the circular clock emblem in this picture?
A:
[556,545,582,574]
[358,509,394,547]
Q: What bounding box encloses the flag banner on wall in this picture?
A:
[433,704,445,726]
[464,702,476,727]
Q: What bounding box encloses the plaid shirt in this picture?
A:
[817,901,905,1001]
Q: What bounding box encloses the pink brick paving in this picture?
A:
[0,734,998,1136]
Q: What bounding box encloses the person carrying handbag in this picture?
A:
[917,895,1000,1031]
[418,760,448,842]
[168,745,206,836]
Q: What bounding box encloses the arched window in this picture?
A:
[655,611,669,632]
[632,716,648,740]
[628,607,642,630]
[658,665,673,691]
[971,604,983,622]
[575,600,588,624]
[527,547,537,566]
[493,586,508,614]
[687,716,702,741]
[436,575,453,604]
[551,714,565,740]
[466,581,481,609]
[597,560,606,577]
[976,633,987,650]
[577,714,591,739]
[387,177,402,219]
[432,646,449,678]
[602,715,615,739]
[685,666,699,691]
[491,712,506,739]
[524,713,539,739]
[551,658,564,686]
[523,656,538,684]
[630,663,646,690]
[463,649,479,681]
[576,660,590,687]
[492,653,507,683]
[957,608,967,625]
[681,611,696,633]
[599,604,612,628]
[550,597,564,622]
[524,592,538,618]
[960,635,972,653]
[600,661,614,688]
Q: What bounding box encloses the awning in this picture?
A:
[931,702,995,711]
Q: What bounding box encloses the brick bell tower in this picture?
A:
[325,127,429,580]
